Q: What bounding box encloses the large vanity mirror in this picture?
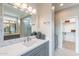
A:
[3,3,37,40]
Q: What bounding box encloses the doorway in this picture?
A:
[62,17,77,51]
[58,16,78,53]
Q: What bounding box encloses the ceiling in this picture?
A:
[53,3,79,12]
[3,4,31,18]
[3,3,79,17]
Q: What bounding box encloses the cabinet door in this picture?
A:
[40,41,49,56]
[32,50,41,56]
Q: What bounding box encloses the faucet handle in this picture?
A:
[24,39,26,43]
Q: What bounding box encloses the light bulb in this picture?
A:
[32,9,37,14]
[28,6,32,12]
[60,3,64,6]
[51,6,55,10]
[21,3,28,9]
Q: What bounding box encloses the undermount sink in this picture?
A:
[23,36,40,47]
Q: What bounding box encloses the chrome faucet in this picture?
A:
[27,36,32,41]
[27,36,30,41]
[24,36,31,43]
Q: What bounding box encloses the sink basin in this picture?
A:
[23,37,40,47]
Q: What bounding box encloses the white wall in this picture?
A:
[28,3,39,32]
[37,4,54,56]
[55,5,79,54]
[31,15,38,32]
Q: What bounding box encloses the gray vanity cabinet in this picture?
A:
[21,41,49,56]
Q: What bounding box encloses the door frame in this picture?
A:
[59,16,79,54]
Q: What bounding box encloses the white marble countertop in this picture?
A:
[0,37,48,56]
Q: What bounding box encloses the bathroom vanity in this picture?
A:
[0,37,49,56]
[21,40,49,56]
[0,4,49,56]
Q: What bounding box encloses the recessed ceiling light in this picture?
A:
[51,6,55,10]
[60,3,64,6]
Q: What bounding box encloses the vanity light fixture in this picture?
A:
[9,3,36,15]
[32,9,37,14]
[19,4,28,11]
[28,6,33,12]
[12,3,21,8]
[60,3,64,6]
[21,3,28,9]
[3,20,9,23]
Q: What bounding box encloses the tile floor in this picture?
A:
[55,48,78,56]
[63,40,75,51]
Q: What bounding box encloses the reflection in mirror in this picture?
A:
[3,3,35,40]
[21,16,32,37]
[4,15,17,34]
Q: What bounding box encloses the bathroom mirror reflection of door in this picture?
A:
[21,16,32,37]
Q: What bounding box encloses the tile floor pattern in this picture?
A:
[55,48,79,56]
